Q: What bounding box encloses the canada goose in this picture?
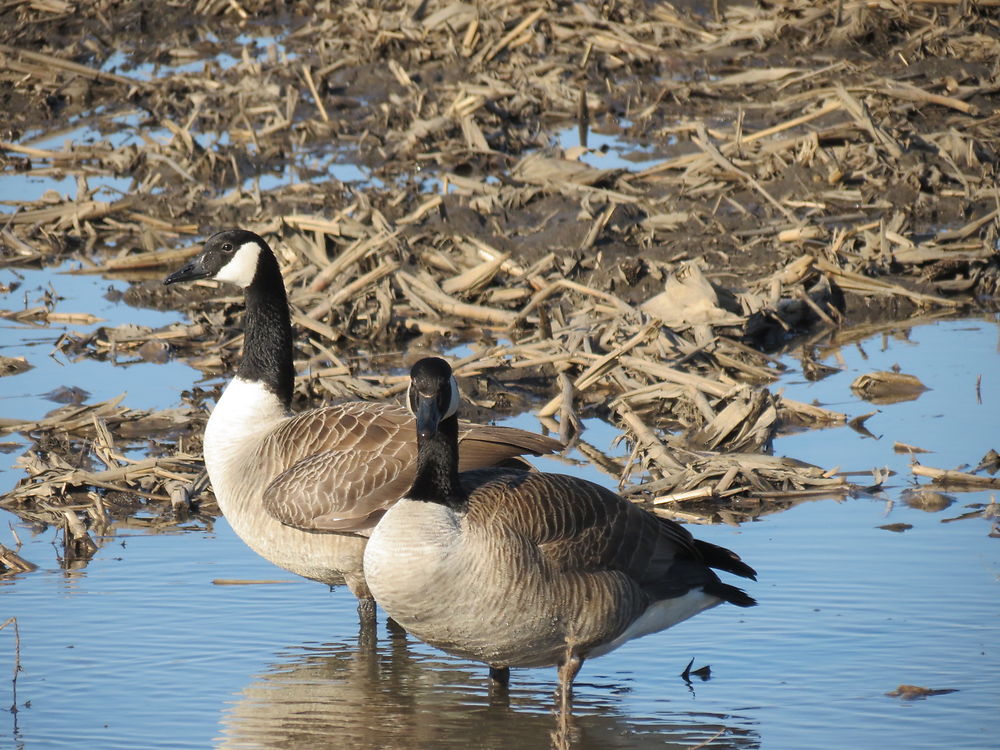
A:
[364,357,756,709]
[163,230,562,625]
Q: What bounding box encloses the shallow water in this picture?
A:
[553,123,667,173]
[0,264,195,461]
[1,264,997,749]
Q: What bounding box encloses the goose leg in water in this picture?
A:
[489,666,510,686]
[356,598,377,649]
[356,597,377,630]
[556,649,584,715]
[488,667,511,705]
[346,573,377,634]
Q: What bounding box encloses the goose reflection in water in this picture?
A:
[217,631,759,750]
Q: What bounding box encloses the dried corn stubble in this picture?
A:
[2,0,998,539]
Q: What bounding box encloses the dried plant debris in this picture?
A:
[0,356,32,376]
[3,0,1000,534]
[850,371,928,404]
[893,441,931,455]
[878,522,912,533]
[0,397,210,537]
[900,489,955,513]
[886,684,958,700]
[0,544,36,576]
[976,449,1000,475]
[939,499,999,528]
[911,462,1000,490]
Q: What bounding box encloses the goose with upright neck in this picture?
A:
[164,231,562,626]
[364,357,756,709]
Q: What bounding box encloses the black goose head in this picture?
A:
[407,357,461,438]
[164,229,270,289]
[163,228,293,407]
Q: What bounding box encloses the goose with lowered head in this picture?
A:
[163,230,562,626]
[364,356,756,707]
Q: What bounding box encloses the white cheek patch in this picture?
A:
[405,381,415,416]
[214,241,261,287]
[446,375,460,418]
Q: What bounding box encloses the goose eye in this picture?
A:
[221,243,234,253]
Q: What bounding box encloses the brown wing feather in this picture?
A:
[457,423,563,469]
[258,404,562,534]
[460,469,754,603]
[263,449,409,532]
[258,403,412,532]
[260,403,413,468]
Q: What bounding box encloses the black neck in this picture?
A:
[237,251,294,409]
[407,414,468,510]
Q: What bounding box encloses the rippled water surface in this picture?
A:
[1,267,998,749]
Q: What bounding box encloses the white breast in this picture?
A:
[203,377,287,494]
[201,377,368,586]
[364,500,569,666]
[364,500,462,617]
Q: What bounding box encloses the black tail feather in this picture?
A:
[695,539,757,581]
[704,580,757,608]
